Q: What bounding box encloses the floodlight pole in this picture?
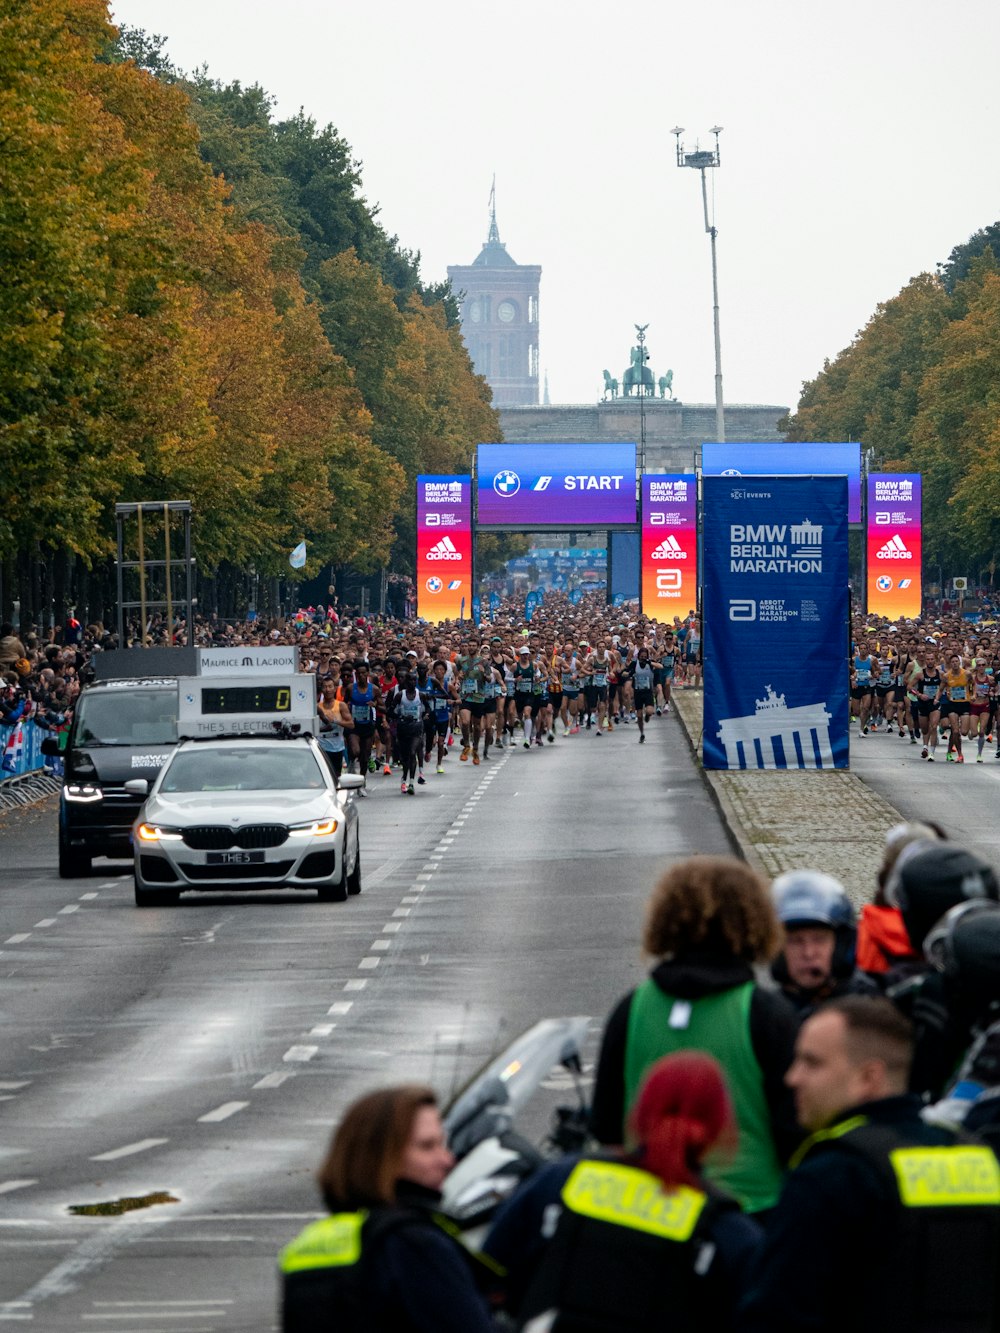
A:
[673,126,725,443]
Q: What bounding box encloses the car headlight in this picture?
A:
[65,784,103,803]
[288,818,338,838]
[136,823,184,842]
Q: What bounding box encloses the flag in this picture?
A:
[289,541,307,570]
[2,721,25,775]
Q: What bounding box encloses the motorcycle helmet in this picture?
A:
[771,870,857,981]
[925,899,1000,1004]
[887,842,1000,952]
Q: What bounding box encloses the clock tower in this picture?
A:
[448,189,541,406]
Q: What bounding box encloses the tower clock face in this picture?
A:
[467,302,482,323]
[497,301,516,323]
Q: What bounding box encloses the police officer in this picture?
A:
[738,996,1000,1333]
[770,870,876,1016]
[485,1053,761,1331]
[279,1085,497,1331]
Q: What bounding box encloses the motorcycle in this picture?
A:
[441,1016,594,1247]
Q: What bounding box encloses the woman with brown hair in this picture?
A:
[590,855,800,1215]
[280,1084,497,1331]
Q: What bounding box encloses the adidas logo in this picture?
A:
[651,535,686,560]
[426,536,463,561]
[876,534,911,560]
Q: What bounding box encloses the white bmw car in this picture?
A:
[128,736,362,907]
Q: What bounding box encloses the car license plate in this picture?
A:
[207,851,265,865]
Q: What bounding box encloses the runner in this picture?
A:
[513,644,536,749]
[387,666,428,794]
[850,646,875,736]
[345,660,381,794]
[969,660,995,762]
[426,660,457,774]
[624,646,659,743]
[936,651,972,763]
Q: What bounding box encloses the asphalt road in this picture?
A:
[849,722,1000,866]
[0,713,729,1330]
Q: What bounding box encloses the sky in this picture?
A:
[109,0,1000,415]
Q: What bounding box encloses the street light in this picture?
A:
[672,125,725,443]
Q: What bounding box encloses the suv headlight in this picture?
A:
[136,823,184,842]
[65,784,103,803]
[288,818,338,838]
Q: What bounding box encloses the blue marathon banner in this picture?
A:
[703,475,849,770]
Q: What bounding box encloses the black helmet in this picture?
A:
[925,900,1000,1003]
[887,842,1000,951]
[771,870,857,983]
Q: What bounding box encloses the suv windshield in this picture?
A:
[75,689,178,747]
[161,747,326,794]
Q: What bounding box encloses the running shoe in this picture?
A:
[977,757,984,764]
[400,781,407,794]
[383,764,392,776]
[655,707,662,716]
[585,718,592,730]
[523,740,530,749]
[639,734,646,744]
[548,732,555,743]
[921,746,928,758]
[368,757,378,772]
[956,754,965,763]
[472,753,480,765]
[862,726,869,735]
[595,728,602,737]
[911,735,918,745]
[436,764,445,774]
[570,724,580,734]
[927,754,935,762]
[630,711,637,722]
[407,782,415,795]
[664,704,671,713]
[460,746,470,762]
[417,774,426,784]
[946,752,955,762]
[447,734,454,747]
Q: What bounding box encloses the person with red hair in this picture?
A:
[484,1052,761,1331]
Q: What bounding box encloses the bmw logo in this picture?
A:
[876,575,892,592]
[493,469,520,497]
[425,576,443,593]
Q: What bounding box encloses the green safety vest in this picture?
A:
[625,978,785,1213]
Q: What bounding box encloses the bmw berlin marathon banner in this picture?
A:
[867,474,922,620]
[641,475,697,615]
[416,475,472,623]
[476,443,637,528]
[703,475,850,771]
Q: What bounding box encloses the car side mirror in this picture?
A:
[40,737,61,756]
[337,774,364,792]
[124,778,149,796]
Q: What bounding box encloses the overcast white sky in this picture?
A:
[110,0,1000,414]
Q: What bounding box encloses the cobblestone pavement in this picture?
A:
[671,690,904,908]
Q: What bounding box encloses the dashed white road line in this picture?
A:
[308,1024,336,1037]
[370,939,390,951]
[327,1000,353,1014]
[34,919,57,929]
[358,956,380,970]
[253,1071,293,1089]
[381,923,400,934]
[58,904,79,915]
[343,978,367,991]
[282,1046,317,1063]
[0,1181,37,1196]
[0,1082,30,1091]
[197,1102,248,1124]
[79,892,99,900]
[392,908,410,918]
[90,1139,168,1162]
[4,934,30,945]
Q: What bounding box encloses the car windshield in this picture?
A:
[160,747,326,793]
[75,689,178,746]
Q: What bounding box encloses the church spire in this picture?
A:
[488,174,500,244]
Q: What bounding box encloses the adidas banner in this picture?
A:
[416,475,473,624]
[867,474,921,620]
[640,475,697,618]
[703,475,850,770]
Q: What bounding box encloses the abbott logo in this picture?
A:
[656,570,682,591]
[649,512,666,525]
[651,536,686,560]
[493,470,520,496]
[729,599,756,621]
[875,511,891,525]
[533,476,553,491]
[426,536,463,561]
[876,535,911,560]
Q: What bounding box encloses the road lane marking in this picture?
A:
[197,1102,248,1123]
[308,1024,336,1036]
[98,882,118,888]
[343,979,367,991]
[4,935,30,945]
[253,1072,293,1089]
[327,1001,353,1014]
[90,1139,168,1162]
[34,919,57,928]
[79,892,99,900]
[0,1082,30,1091]
[401,896,419,904]
[283,1046,317,1062]
[416,874,434,881]
[381,923,400,934]
[358,957,380,969]
[392,908,410,917]
[370,940,390,951]
[58,905,79,915]
[0,1181,37,1195]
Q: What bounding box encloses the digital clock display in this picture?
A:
[201,686,292,714]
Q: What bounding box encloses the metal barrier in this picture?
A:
[0,720,62,811]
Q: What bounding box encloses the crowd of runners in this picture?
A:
[849,611,1000,763]
[303,594,703,795]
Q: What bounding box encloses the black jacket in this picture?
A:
[737,1095,1000,1333]
[590,953,802,1161]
